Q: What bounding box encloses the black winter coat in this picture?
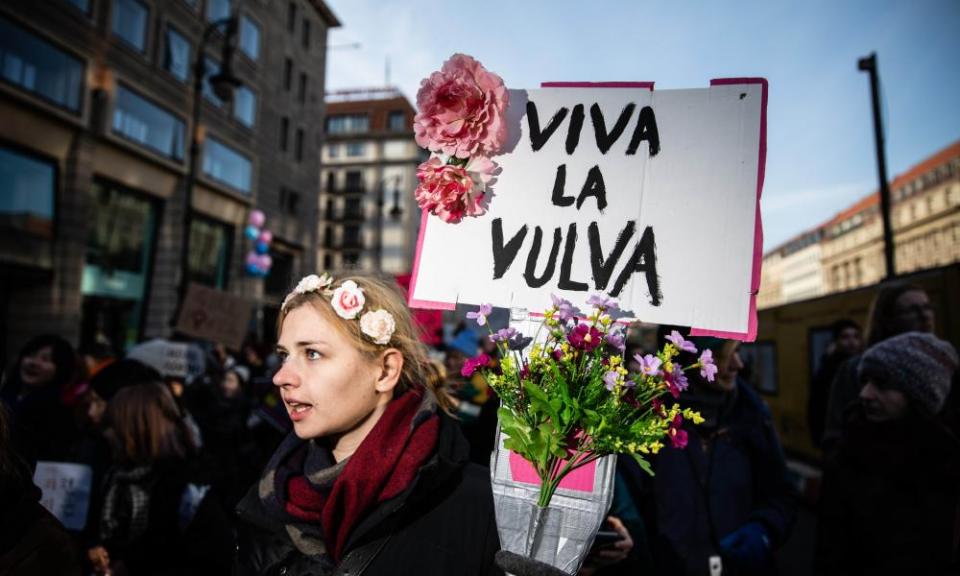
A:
[234,413,503,576]
[815,407,960,575]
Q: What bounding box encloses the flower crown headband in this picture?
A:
[281,274,396,346]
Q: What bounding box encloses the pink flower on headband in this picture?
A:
[414,54,509,158]
[360,309,396,345]
[331,280,365,320]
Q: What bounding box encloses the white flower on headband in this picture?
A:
[331,280,365,320]
[360,309,396,345]
[282,273,333,310]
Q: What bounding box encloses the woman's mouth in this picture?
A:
[286,400,313,422]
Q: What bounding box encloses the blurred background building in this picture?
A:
[759,139,960,309]
[319,87,424,275]
[0,0,339,360]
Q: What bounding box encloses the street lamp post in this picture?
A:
[176,13,242,317]
[373,176,403,271]
[858,52,896,279]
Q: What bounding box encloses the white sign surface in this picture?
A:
[33,461,93,531]
[411,83,764,336]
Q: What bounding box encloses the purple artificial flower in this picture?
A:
[461,353,490,377]
[669,427,689,449]
[550,294,577,322]
[507,333,533,351]
[672,369,690,393]
[699,349,718,382]
[489,327,517,343]
[633,353,662,377]
[666,330,698,354]
[605,326,626,352]
[466,303,493,326]
[623,379,636,389]
[586,294,619,311]
[603,371,619,391]
[552,348,564,361]
[568,323,602,352]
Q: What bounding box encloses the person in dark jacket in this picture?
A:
[1,334,78,467]
[808,319,861,449]
[0,403,82,574]
[234,274,501,576]
[821,282,934,454]
[647,335,796,576]
[815,332,960,575]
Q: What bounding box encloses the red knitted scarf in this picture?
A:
[284,391,439,562]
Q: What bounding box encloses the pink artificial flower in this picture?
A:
[415,156,496,223]
[634,354,662,377]
[669,427,689,449]
[414,54,509,158]
[699,349,718,382]
[568,324,602,352]
[466,303,493,326]
[330,280,365,320]
[666,330,698,354]
[461,353,491,377]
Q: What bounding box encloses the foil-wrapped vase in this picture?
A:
[490,426,617,575]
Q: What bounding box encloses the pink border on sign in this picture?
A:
[408,210,456,310]
[688,78,767,342]
[541,81,654,90]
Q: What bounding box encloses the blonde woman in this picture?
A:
[234,274,501,575]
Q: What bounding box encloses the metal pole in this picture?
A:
[176,16,237,322]
[858,53,896,279]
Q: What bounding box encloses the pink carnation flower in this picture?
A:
[415,156,496,223]
[414,54,509,158]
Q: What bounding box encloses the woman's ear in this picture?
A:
[374,349,404,394]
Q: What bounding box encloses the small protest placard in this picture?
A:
[410,81,766,339]
[175,282,252,350]
[33,461,93,531]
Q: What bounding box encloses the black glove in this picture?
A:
[494,551,574,576]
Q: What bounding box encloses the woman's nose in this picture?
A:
[273,362,299,388]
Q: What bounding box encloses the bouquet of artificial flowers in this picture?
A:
[465,294,714,510]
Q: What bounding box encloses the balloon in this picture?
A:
[248,210,265,228]
[245,251,259,266]
[245,262,260,275]
[257,230,273,245]
[257,254,272,270]
[255,241,269,255]
[244,225,260,240]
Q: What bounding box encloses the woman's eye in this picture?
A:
[306,349,322,360]
[277,351,289,362]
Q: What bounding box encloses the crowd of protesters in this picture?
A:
[0,275,957,575]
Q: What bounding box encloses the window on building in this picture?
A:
[295,128,304,162]
[345,142,365,157]
[239,15,260,61]
[112,0,149,52]
[326,114,369,134]
[201,57,225,106]
[343,225,361,249]
[325,172,335,192]
[302,19,310,50]
[0,146,56,239]
[163,25,191,83]
[233,85,257,128]
[287,2,297,33]
[328,143,339,158]
[265,250,294,297]
[0,15,85,113]
[63,0,91,14]
[280,117,289,151]
[388,111,406,132]
[345,171,363,193]
[280,187,300,216]
[206,0,231,23]
[112,85,185,160]
[202,137,252,193]
[323,253,332,269]
[298,72,307,103]
[188,216,232,289]
[284,58,293,91]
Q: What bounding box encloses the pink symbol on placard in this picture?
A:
[508,451,596,492]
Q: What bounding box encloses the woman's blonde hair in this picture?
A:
[278,273,455,413]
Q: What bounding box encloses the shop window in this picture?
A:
[188,216,232,289]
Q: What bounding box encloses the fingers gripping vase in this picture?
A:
[490,426,617,575]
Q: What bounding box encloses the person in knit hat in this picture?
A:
[815,332,960,575]
[857,332,958,421]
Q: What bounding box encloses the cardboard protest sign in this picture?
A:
[410,80,766,339]
[175,282,252,350]
[34,461,93,531]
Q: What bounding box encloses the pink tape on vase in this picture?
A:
[508,451,596,492]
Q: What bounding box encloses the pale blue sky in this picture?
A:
[324,0,960,252]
